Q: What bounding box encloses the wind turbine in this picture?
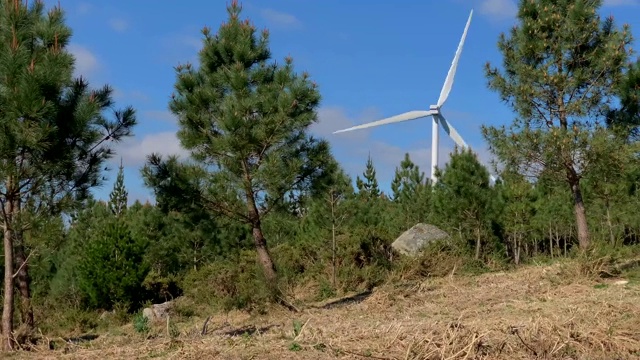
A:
[333,9,496,184]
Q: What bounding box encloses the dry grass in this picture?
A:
[9,260,640,359]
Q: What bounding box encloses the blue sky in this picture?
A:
[59,0,640,202]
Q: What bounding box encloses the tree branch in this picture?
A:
[12,250,35,279]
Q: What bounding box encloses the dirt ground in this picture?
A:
[8,260,640,359]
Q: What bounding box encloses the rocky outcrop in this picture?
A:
[391,223,450,256]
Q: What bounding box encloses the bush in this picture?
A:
[77,217,150,311]
[180,249,275,313]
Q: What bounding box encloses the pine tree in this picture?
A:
[391,153,425,202]
[482,0,632,250]
[496,169,535,264]
[159,0,330,288]
[0,1,136,348]
[109,159,128,217]
[607,58,640,140]
[432,148,494,259]
[76,204,149,310]
[356,155,381,198]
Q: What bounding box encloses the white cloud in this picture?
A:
[260,8,302,28]
[67,44,99,78]
[160,33,202,66]
[109,18,129,33]
[116,131,190,167]
[165,35,201,51]
[479,0,518,20]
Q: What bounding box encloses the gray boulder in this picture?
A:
[142,300,173,322]
[391,223,450,256]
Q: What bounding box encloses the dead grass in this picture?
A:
[9,260,640,359]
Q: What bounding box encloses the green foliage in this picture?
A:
[356,155,381,198]
[143,1,339,288]
[482,0,633,250]
[391,153,424,201]
[167,1,330,216]
[495,169,536,264]
[109,160,128,217]
[132,313,150,335]
[76,215,149,310]
[432,148,496,260]
[15,0,640,345]
[390,153,432,228]
[180,250,275,313]
[608,57,640,139]
[0,0,136,341]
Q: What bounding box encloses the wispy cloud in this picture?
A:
[115,131,189,167]
[260,8,302,29]
[478,0,518,20]
[159,33,202,66]
[76,2,91,15]
[68,44,100,79]
[109,18,129,33]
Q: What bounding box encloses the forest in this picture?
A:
[1,0,640,357]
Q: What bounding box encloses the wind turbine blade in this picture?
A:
[436,113,468,149]
[333,110,437,134]
[437,114,498,184]
[437,9,473,108]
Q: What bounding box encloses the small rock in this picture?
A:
[142,307,156,322]
[99,310,114,320]
[613,279,629,286]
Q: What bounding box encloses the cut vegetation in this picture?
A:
[7,258,640,359]
[1,0,640,359]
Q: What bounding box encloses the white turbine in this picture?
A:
[333,9,496,184]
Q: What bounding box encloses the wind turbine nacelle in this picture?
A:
[429,105,440,111]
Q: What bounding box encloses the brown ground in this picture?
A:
[7,260,640,359]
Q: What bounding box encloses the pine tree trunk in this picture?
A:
[242,164,277,285]
[516,234,521,265]
[252,225,277,284]
[605,205,616,246]
[474,227,481,260]
[14,197,34,331]
[14,241,33,330]
[332,221,336,289]
[549,228,553,258]
[2,192,15,351]
[245,194,277,285]
[569,181,590,250]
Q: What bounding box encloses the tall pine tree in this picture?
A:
[391,153,425,202]
[158,0,331,287]
[432,148,494,259]
[482,0,632,250]
[0,1,135,348]
[109,159,128,217]
[356,155,381,199]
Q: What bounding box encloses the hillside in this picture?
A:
[10,260,640,360]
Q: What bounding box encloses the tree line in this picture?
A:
[0,0,639,352]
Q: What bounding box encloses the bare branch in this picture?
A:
[12,250,35,279]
